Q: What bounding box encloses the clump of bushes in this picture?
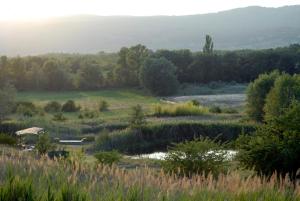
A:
[209,106,222,113]
[0,133,16,145]
[15,101,37,117]
[79,110,98,119]
[162,137,228,176]
[99,100,109,112]
[154,102,208,117]
[222,107,238,114]
[52,113,67,121]
[94,150,122,166]
[237,101,300,179]
[129,104,147,129]
[62,100,81,112]
[44,101,62,113]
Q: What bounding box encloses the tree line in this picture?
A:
[1,40,300,94]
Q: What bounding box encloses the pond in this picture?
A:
[129,150,238,161]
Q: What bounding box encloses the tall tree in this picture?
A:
[203,35,214,54]
[0,84,16,122]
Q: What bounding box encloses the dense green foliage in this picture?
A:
[35,134,53,155]
[246,71,280,121]
[0,133,16,145]
[129,105,147,129]
[238,101,300,178]
[61,100,81,112]
[44,101,62,113]
[94,151,122,165]
[140,57,179,95]
[153,102,208,117]
[94,122,256,154]
[1,44,299,92]
[264,74,300,121]
[163,137,227,176]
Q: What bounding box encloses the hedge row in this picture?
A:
[95,121,257,154]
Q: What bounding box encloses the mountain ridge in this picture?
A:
[1,5,300,56]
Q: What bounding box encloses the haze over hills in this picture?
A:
[1,5,300,56]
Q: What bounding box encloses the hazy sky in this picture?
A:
[1,0,300,21]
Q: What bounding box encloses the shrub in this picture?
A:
[153,102,208,117]
[62,100,80,112]
[209,106,222,113]
[246,71,280,122]
[140,57,179,96]
[94,122,256,154]
[190,99,200,106]
[52,113,67,121]
[99,100,109,112]
[15,101,37,117]
[162,137,227,176]
[47,150,69,159]
[79,110,98,119]
[237,101,300,179]
[36,134,53,155]
[264,74,300,121]
[44,101,62,113]
[0,133,16,145]
[94,150,122,166]
[129,104,147,129]
[222,107,238,114]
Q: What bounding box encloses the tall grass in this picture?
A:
[154,102,208,117]
[0,149,299,201]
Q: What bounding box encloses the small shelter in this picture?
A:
[15,127,44,149]
[16,127,44,136]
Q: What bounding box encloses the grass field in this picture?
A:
[11,85,248,142]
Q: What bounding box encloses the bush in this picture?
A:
[15,101,37,117]
[44,101,62,113]
[94,150,122,166]
[237,101,300,179]
[162,137,227,176]
[190,99,200,106]
[140,57,179,96]
[94,122,256,154]
[62,100,80,112]
[153,102,208,117]
[79,110,98,119]
[264,74,300,121]
[129,104,146,129]
[52,113,67,121]
[209,106,222,113]
[0,133,16,145]
[246,71,280,122]
[222,107,238,114]
[36,134,53,155]
[99,100,109,112]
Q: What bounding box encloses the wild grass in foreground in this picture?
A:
[0,149,299,201]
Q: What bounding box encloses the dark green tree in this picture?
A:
[264,74,300,121]
[140,57,179,96]
[203,35,214,54]
[246,71,280,122]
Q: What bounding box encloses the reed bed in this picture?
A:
[0,149,299,201]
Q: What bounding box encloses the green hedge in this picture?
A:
[95,122,257,154]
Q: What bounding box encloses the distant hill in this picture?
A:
[1,5,300,56]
